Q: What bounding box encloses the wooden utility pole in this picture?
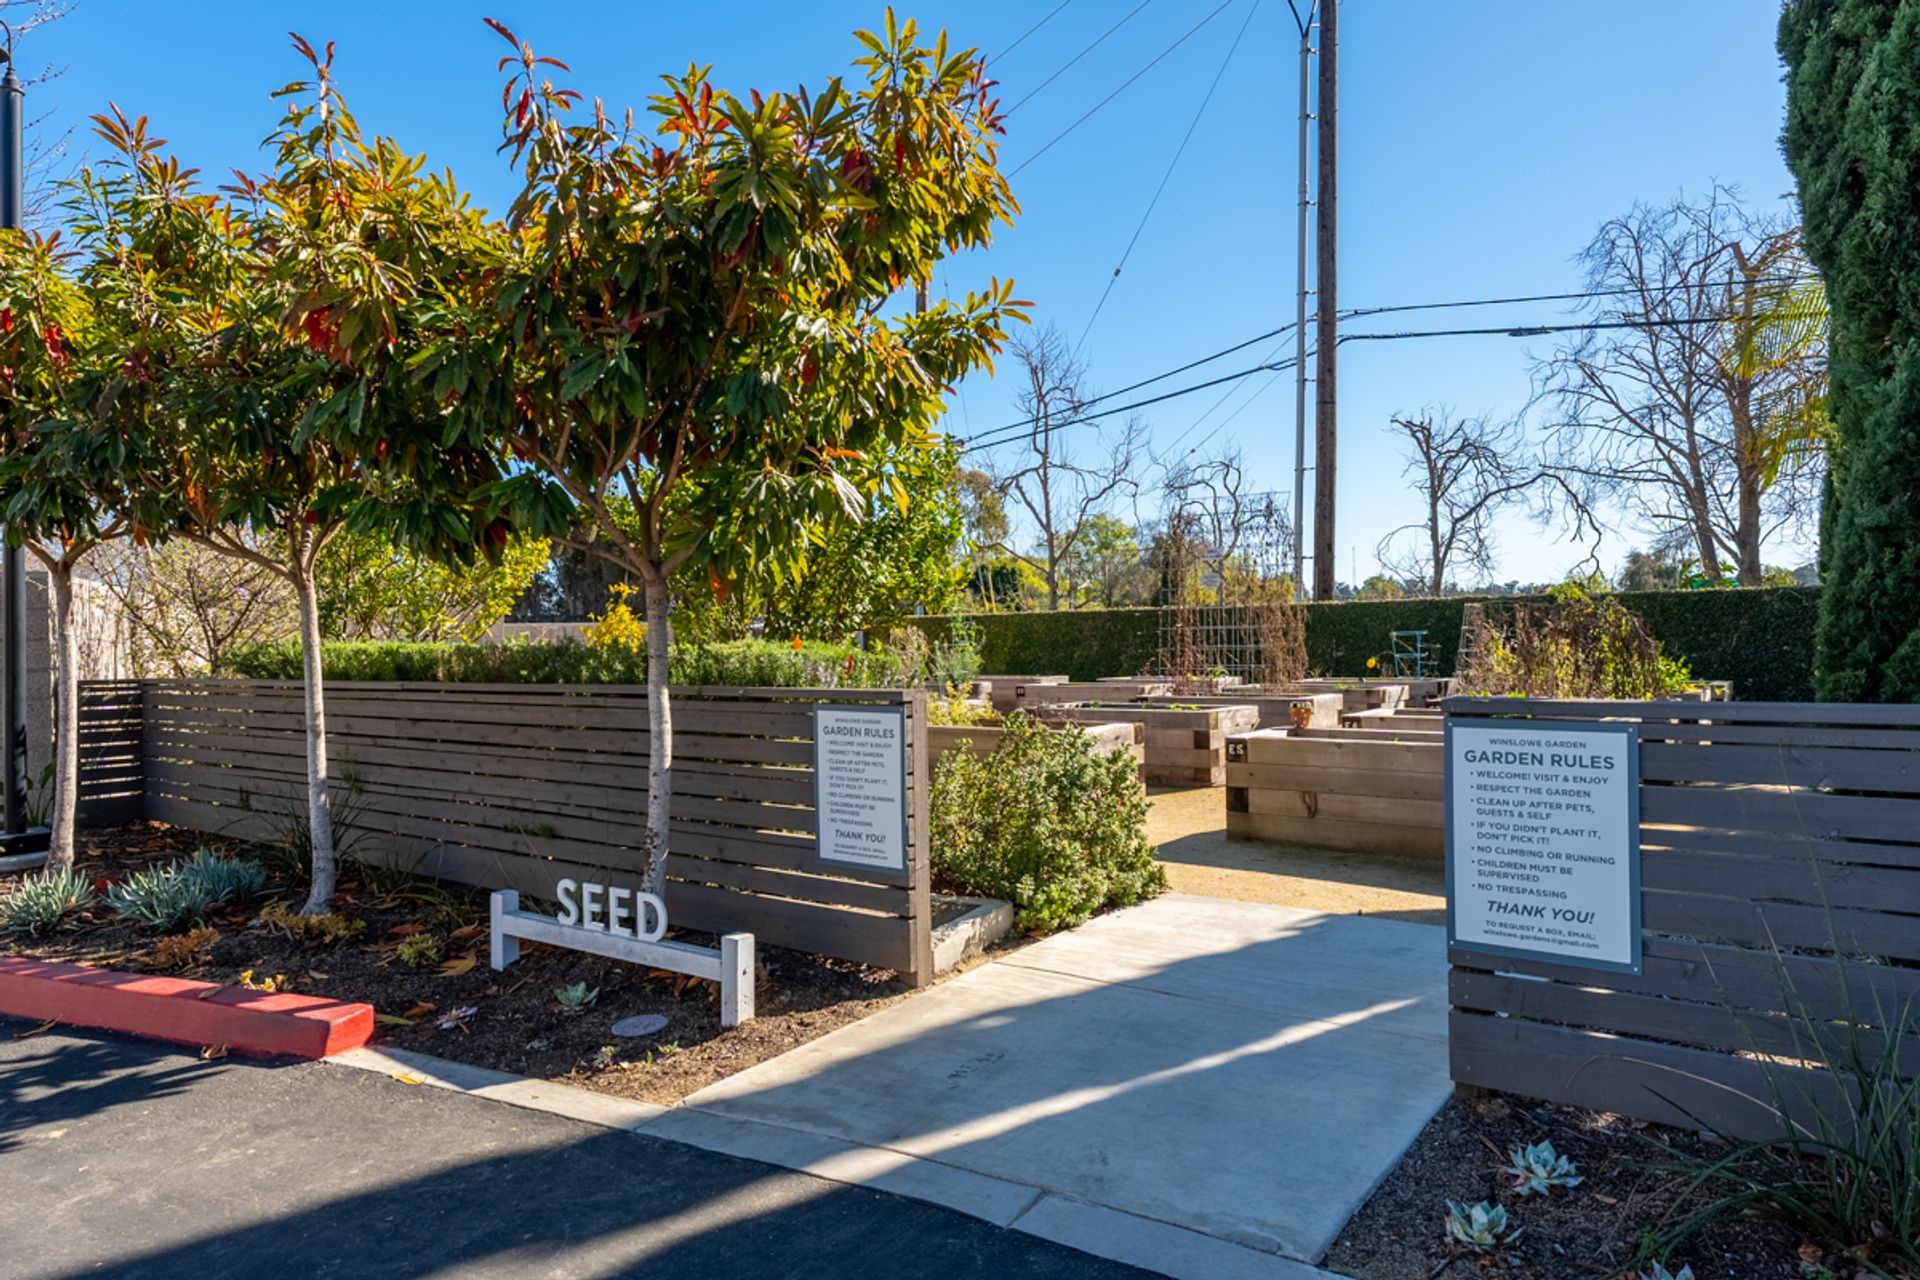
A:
[1311,0,1338,600]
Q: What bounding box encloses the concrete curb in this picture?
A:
[325,1043,1345,1280]
[0,956,372,1059]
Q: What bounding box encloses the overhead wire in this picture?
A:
[1009,0,1238,177]
[1074,0,1260,354]
[1002,0,1153,116]
[989,0,1077,65]
[958,308,1781,458]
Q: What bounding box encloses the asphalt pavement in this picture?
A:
[0,1018,1153,1280]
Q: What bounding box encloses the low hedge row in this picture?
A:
[227,638,923,689]
[926,587,1822,702]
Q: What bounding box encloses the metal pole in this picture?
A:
[1311,0,1338,601]
[1290,4,1314,595]
[0,36,28,839]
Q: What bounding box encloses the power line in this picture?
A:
[961,355,1304,457]
[990,0,1076,65]
[1075,0,1260,354]
[1009,0,1238,177]
[1003,0,1153,116]
[959,309,1775,458]
[1338,275,1821,321]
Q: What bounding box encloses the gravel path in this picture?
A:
[1146,787,1445,925]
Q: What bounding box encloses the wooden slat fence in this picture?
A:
[1445,696,1920,1139]
[77,680,146,825]
[88,680,933,983]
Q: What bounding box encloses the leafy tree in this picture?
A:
[1355,574,1405,601]
[0,227,134,868]
[1616,545,1690,592]
[755,439,969,637]
[1063,512,1142,608]
[317,530,549,642]
[1781,2,1920,699]
[431,15,1024,893]
[75,44,507,910]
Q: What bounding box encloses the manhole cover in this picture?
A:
[611,1014,670,1038]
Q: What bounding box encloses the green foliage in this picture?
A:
[0,868,97,935]
[1781,2,1920,700]
[928,617,984,688]
[394,932,443,968]
[317,530,551,643]
[926,587,1822,700]
[1650,964,1920,1273]
[930,712,1163,931]
[107,850,266,930]
[226,636,931,689]
[1460,586,1693,701]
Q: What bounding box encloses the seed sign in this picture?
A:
[1446,720,1641,974]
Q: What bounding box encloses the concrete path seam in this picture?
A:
[324,1045,1348,1279]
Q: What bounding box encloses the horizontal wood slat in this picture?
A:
[87,680,932,981]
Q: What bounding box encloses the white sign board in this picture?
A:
[1446,720,1641,973]
[814,705,909,874]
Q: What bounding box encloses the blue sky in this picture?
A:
[26,1,1804,584]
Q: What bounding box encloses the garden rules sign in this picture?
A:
[1446,720,1641,974]
[814,705,908,874]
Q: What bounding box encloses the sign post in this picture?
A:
[1446,719,1640,974]
[813,704,908,876]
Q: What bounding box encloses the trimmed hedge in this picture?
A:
[928,587,1822,702]
[227,638,924,689]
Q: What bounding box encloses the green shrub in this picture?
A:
[107,849,267,929]
[931,712,1163,931]
[227,637,926,689]
[925,586,1820,699]
[0,867,96,935]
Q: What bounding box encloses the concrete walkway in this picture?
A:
[663,894,1452,1278]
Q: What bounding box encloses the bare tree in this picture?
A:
[990,324,1139,609]
[2,1,79,225]
[88,539,295,676]
[1159,446,1296,604]
[1377,409,1574,595]
[1534,186,1825,585]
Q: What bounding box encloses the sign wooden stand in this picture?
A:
[489,889,756,1027]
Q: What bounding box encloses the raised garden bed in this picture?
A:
[926,717,1144,780]
[974,674,1067,714]
[1296,678,1417,713]
[0,823,1014,1104]
[1225,727,1443,857]
[1044,702,1261,787]
[1013,679,1174,708]
[1138,690,1343,730]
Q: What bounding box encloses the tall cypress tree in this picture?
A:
[1780,2,1920,701]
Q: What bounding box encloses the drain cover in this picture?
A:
[611,1014,670,1038]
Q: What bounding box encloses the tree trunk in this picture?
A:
[293,560,338,913]
[44,563,78,873]
[1690,500,1723,581]
[639,571,674,898]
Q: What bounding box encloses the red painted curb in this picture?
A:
[0,957,373,1059]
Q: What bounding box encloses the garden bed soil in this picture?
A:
[1,822,1011,1104]
[1325,1092,1850,1280]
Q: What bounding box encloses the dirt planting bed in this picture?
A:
[1,822,1000,1103]
[1326,1092,1845,1280]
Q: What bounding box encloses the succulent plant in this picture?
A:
[1504,1139,1582,1196]
[0,867,96,934]
[106,850,268,929]
[1640,1263,1694,1280]
[1445,1200,1520,1250]
[554,981,600,1012]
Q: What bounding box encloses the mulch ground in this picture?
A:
[1324,1091,1880,1280]
[1,822,988,1103]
